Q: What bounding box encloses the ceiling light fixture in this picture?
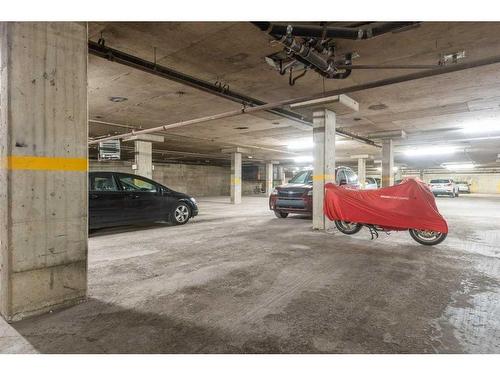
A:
[461,119,500,133]
[287,138,313,150]
[442,162,475,170]
[403,145,457,157]
[293,155,313,163]
[376,167,399,172]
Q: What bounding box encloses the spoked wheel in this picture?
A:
[408,229,447,246]
[334,220,363,235]
[172,202,191,225]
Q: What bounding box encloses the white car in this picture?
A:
[456,181,471,193]
[429,178,459,197]
[364,177,379,190]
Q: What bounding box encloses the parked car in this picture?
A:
[456,181,471,193]
[89,171,198,229]
[269,166,359,218]
[429,178,459,197]
[364,177,379,190]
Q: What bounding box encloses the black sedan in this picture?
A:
[89,171,198,229]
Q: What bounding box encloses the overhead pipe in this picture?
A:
[89,40,375,145]
[88,119,299,155]
[252,22,420,40]
[277,32,352,79]
[88,53,500,147]
[88,40,311,130]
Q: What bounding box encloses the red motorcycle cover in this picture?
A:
[324,179,448,233]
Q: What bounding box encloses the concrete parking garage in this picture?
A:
[1,21,500,354]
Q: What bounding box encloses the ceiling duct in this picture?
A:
[277,29,353,80]
[252,22,420,40]
[253,22,426,84]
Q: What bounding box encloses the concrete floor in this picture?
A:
[1,194,499,353]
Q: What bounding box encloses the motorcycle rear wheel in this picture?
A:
[335,220,363,235]
[408,229,447,246]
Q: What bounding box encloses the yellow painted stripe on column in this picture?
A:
[312,174,335,181]
[230,177,241,184]
[1,156,88,171]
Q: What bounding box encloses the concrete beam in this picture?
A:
[0,22,88,321]
[290,94,359,115]
[367,129,407,140]
[350,154,372,160]
[123,134,164,143]
[221,147,251,154]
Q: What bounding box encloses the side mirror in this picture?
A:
[339,178,347,186]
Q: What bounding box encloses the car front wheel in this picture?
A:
[274,210,289,218]
[171,202,191,225]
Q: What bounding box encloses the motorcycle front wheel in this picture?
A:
[408,229,447,246]
[335,220,363,235]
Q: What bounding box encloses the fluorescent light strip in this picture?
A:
[442,163,475,170]
[403,146,457,157]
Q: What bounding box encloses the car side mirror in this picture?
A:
[339,178,347,186]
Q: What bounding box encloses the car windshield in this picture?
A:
[430,179,451,183]
[456,181,467,184]
[289,170,311,184]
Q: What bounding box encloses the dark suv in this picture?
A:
[89,171,198,229]
[269,166,359,218]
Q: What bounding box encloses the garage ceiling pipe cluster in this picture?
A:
[88,54,500,146]
[88,40,376,146]
[252,22,420,40]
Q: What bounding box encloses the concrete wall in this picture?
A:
[424,173,500,194]
[90,160,230,197]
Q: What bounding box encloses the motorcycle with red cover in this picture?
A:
[324,179,448,246]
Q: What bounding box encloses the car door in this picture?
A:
[115,173,166,222]
[89,172,126,228]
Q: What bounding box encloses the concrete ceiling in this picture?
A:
[88,22,500,169]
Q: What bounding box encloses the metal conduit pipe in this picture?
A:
[252,22,420,40]
[88,54,500,146]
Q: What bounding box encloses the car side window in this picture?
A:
[346,169,358,184]
[117,175,158,192]
[306,171,313,184]
[336,170,346,184]
[91,174,119,192]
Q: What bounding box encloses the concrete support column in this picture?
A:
[279,166,286,185]
[381,139,394,187]
[395,167,402,181]
[0,23,88,321]
[230,152,242,204]
[358,158,366,189]
[134,140,153,179]
[265,162,274,197]
[312,109,336,230]
[419,169,425,182]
